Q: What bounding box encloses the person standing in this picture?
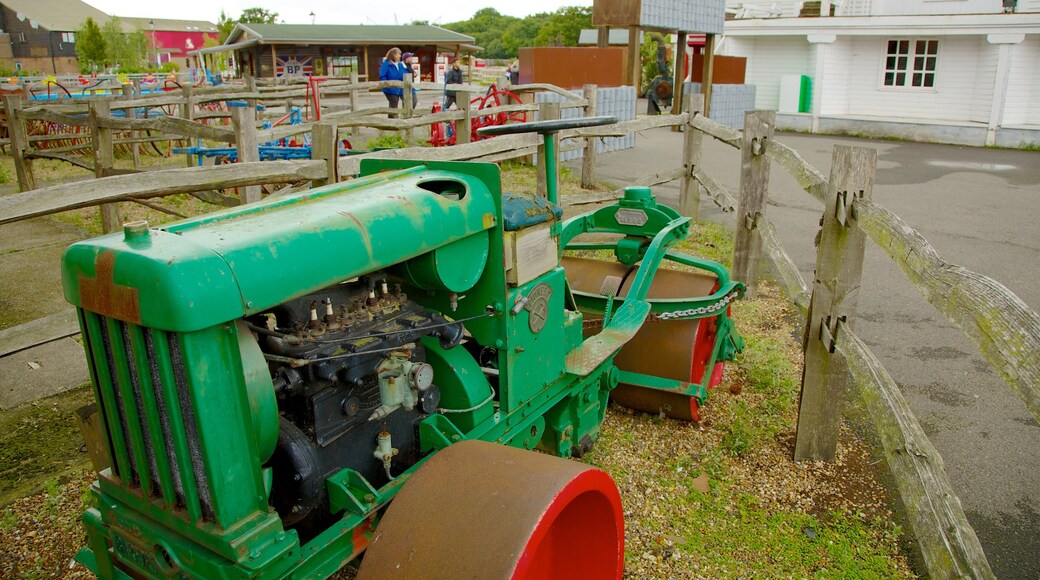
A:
[401,52,419,109]
[443,58,463,110]
[379,47,405,115]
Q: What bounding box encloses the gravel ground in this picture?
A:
[0,284,913,578]
[0,472,94,578]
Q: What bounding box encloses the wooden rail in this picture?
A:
[683,110,1040,578]
[0,160,325,225]
[853,199,1040,424]
[836,321,995,578]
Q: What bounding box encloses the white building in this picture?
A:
[720,1,1040,146]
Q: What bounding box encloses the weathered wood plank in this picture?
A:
[510,83,586,100]
[564,168,685,207]
[458,90,472,145]
[25,150,94,171]
[692,170,736,213]
[760,219,810,311]
[475,146,539,164]
[795,145,877,461]
[689,114,741,148]
[679,95,703,219]
[337,133,541,177]
[98,115,235,143]
[91,100,121,233]
[3,96,36,191]
[19,108,90,127]
[732,110,775,298]
[310,122,338,186]
[0,309,79,358]
[231,106,262,203]
[836,321,996,579]
[854,198,1040,425]
[0,160,327,225]
[765,139,828,205]
[562,114,684,139]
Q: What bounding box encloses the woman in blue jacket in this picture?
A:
[379,47,405,115]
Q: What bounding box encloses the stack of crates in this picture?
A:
[535,86,637,163]
[683,82,757,130]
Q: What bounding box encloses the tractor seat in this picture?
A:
[501,193,562,231]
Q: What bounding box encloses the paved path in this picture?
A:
[566,125,1040,578]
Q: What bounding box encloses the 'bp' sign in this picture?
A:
[276,56,314,77]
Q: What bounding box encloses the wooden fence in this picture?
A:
[1,82,1036,579]
[685,107,1040,578]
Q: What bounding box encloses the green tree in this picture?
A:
[217,10,236,43]
[238,8,278,24]
[533,6,592,47]
[101,17,146,71]
[443,8,520,58]
[201,36,229,72]
[76,17,106,72]
[502,13,549,56]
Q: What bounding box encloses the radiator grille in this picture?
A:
[81,310,215,522]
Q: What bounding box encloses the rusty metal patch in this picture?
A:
[79,250,141,324]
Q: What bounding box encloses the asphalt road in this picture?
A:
[570,123,1040,577]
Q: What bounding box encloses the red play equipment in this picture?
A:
[429,83,527,147]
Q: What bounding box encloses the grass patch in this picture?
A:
[674,220,734,269]
[584,281,911,577]
[0,385,94,507]
[364,134,409,149]
[499,160,609,198]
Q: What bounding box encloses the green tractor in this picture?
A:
[63,117,743,578]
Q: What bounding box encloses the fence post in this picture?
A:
[122,83,141,169]
[349,70,360,137]
[311,121,339,186]
[679,93,704,219]
[230,105,262,204]
[536,102,562,199]
[245,74,258,112]
[3,96,35,191]
[732,110,775,298]
[581,84,598,190]
[457,90,472,145]
[401,75,414,144]
[180,85,195,167]
[794,145,877,462]
[90,100,121,233]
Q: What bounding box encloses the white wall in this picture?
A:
[728,0,1039,16]
[1004,36,1040,125]
[843,36,992,122]
[725,1,804,18]
[721,36,813,109]
[819,38,853,115]
[969,38,999,123]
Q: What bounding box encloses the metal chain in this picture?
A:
[655,291,741,320]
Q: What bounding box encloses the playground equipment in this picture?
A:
[429,83,527,146]
[64,115,742,578]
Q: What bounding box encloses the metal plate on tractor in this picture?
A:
[614,208,648,227]
[525,283,553,333]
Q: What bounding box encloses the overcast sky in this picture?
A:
[83,0,593,26]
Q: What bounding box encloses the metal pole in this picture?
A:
[542,133,559,206]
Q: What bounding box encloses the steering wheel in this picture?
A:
[476,115,618,137]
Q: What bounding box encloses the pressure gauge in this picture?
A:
[409,363,434,391]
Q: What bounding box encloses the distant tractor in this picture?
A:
[65,117,742,578]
